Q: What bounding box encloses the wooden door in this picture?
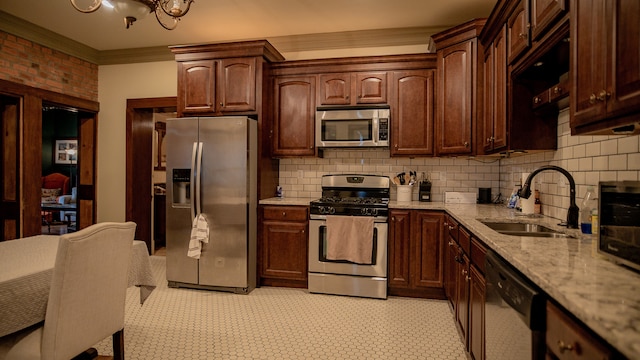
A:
[273,76,316,157]
[507,0,530,64]
[77,112,98,230]
[531,0,567,40]
[607,0,640,119]
[456,252,470,346]
[469,265,486,360]
[388,209,411,289]
[0,95,20,240]
[220,57,256,112]
[412,211,444,289]
[355,72,387,104]
[437,41,474,155]
[391,70,435,156]
[126,97,176,251]
[178,60,217,115]
[570,0,608,127]
[318,73,351,105]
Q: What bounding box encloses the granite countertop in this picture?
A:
[395,201,640,359]
[259,197,640,358]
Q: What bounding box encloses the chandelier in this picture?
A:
[70,0,195,30]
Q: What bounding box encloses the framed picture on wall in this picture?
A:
[54,139,78,164]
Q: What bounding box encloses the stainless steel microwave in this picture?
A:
[315,106,389,148]
[598,181,640,271]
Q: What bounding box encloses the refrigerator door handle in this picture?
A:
[195,141,204,217]
[190,142,198,220]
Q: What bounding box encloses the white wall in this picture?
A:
[97,61,176,222]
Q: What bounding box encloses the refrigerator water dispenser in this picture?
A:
[172,168,190,206]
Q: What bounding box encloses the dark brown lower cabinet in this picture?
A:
[388,209,445,298]
[259,205,309,288]
[469,265,485,360]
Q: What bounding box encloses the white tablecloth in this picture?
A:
[0,235,156,337]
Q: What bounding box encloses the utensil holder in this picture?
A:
[397,185,413,202]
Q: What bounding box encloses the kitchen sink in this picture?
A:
[481,221,575,238]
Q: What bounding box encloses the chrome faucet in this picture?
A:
[518,165,579,229]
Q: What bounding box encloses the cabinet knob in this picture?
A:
[553,86,562,94]
[282,211,286,217]
[557,341,575,354]
[448,240,454,246]
[589,93,597,104]
[597,90,611,101]
[518,32,527,39]
[219,102,224,107]
[449,225,455,231]
[534,97,541,104]
[346,95,350,100]
[465,275,471,282]
[392,216,395,222]
[464,141,469,148]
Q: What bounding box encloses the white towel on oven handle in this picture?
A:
[326,215,374,264]
[187,213,209,259]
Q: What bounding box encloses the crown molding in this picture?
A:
[1,10,445,65]
[0,11,99,63]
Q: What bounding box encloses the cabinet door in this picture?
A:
[531,0,567,40]
[392,70,435,156]
[444,233,458,309]
[318,73,351,105]
[355,72,387,104]
[388,210,412,288]
[570,0,608,127]
[546,302,613,360]
[219,57,256,112]
[412,212,444,289]
[469,265,485,360]
[507,0,530,64]
[178,60,217,114]
[261,220,308,281]
[607,0,640,119]
[481,29,508,155]
[437,41,474,155]
[273,76,316,157]
[455,252,470,346]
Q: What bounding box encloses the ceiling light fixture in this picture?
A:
[70,0,194,30]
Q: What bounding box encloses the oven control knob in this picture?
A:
[371,208,378,216]
[328,207,335,215]
[361,208,368,216]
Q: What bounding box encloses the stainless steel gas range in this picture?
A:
[308,174,390,299]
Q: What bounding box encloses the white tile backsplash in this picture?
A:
[277,108,639,222]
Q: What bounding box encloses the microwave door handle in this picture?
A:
[373,116,379,144]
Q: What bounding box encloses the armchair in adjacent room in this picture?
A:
[41,173,70,224]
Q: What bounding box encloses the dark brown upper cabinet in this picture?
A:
[318,72,387,106]
[570,0,640,135]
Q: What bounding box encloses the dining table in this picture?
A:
[0,235,157,338]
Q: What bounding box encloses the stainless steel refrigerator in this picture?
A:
[165,116,257,294]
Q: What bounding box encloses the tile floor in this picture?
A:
[91,256,467,359]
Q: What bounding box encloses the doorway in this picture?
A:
[125,97,177,254]
[0,79,99,239]
[41,105,79,234]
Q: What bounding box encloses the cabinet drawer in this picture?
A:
[546,302,613,360]
[470,237,487,274]
[458,226,471,255]
[446,216,459,241]
[262,206,308,221]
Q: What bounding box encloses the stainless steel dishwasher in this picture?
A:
[485,250,546,360]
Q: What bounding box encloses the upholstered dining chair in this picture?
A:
[6,221,137,360]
